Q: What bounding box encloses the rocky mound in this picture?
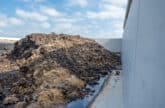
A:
[0,33,120,108]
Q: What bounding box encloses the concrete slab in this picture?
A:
[90,71,123,108]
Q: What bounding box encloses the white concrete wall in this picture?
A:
[122,0,165,108]
[0,43,14,50]
[95,39,122,52]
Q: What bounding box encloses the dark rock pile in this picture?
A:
[0,33,121,108]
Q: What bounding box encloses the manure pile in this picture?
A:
[0,33,120,108]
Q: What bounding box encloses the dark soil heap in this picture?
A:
[0,33,121,108]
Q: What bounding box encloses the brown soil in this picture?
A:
[0,33,121,108]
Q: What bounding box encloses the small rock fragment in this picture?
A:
[14,102,27,108]
[3,95,19,105]
[26,103,41,108]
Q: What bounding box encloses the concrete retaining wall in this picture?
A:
[0,43,14,50]
[122,0,165,108]
[95,39,122,52]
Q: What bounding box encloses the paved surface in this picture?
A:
[90,71,123,108]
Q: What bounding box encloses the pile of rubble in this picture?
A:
[0,33,121,108]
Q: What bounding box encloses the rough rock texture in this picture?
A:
[0,33,121,108]
[3,95,19,105]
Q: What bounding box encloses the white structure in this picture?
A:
[122,0,165,108]
[90,71,123,108]
[0,38,18,50]
[95,39,122,52]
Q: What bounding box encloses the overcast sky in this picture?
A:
[0,0,127,39]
